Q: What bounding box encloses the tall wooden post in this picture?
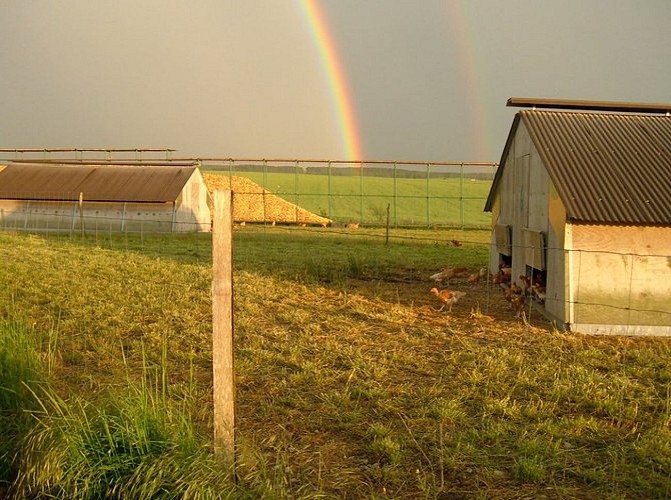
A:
[212,190,235,468]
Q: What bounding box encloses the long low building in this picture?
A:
[0,161,212,233]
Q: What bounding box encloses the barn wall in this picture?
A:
[545,182,568,323]
[0,199,176,233]
[173,169,211,232]
[567,223,671,334]
[488,132,517,272]
[0,168,212,233]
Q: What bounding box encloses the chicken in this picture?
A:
[491,269,511,285]
[430,287,466,312]
[509,282,522,296]
[453,270,472,279]
[531,284,546,304]
[429,267,468,284]
[519,275,532,295]
[500,283,514,302]
[510,293,526,318]
[450,239,462,247]
[466,267,489,284]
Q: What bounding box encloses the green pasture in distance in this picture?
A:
[205,170,493,227]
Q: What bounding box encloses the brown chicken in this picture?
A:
[531,284,547,304]
[430,267,468,284]
[499,263,512,274]
[510,293,526,318]
[430,288,466,312]
[492,269,511,285]
[519,275,532,295]
[466,267,489,284]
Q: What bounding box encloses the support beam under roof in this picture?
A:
[507,97,671,114]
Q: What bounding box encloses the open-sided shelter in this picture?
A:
[484,98,671,335]
[0,161,211,233]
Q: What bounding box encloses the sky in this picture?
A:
[1,0,670,163]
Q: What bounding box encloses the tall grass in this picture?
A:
[0,320,48,489]
[11,381,235,498]
[0,317,239,498]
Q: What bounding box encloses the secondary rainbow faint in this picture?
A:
[444,1,491,161]
[298,0,364,162]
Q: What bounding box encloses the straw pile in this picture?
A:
[203,174,331,226]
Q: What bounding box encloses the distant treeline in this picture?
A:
[204,164,496,181]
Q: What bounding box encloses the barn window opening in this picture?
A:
[523,265,547,307]
[499,254,512,269]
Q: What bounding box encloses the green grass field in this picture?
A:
[1,229,670,498]
[203,169,493,227]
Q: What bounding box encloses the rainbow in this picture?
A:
[297,0,364,162]
[444,2,491,161]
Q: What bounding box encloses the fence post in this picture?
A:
[212,190,235,471]
[459,163,464,228]
[294,160,300,224]
[327,161,332,221]
[262,160,268,224]
[393,162,398,228]
[24,200,30,230]
[426,163,430,228]
[385,203,390,245]
[359,161,363,225]
[79,192,84,237]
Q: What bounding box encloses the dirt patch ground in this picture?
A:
[204,174,331,226]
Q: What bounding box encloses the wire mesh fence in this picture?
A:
[199,159,497,229]
[0,153,498,229]
[1,152,670,335]
[3,213,669,335]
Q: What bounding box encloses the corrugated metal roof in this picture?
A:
[0,163,197,202]
[485,110,671,225]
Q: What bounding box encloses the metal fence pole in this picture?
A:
[294,160,299,225]
[393,162,398,228]
[459,163,465,229]
[262,160,267,224]
[359,162,363,225]
[426,163,430,228]
[327,161,332,221]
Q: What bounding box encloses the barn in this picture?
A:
[0,161,212,233]
[484,98,671,336]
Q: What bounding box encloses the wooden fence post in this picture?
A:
[212,190,235,469]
